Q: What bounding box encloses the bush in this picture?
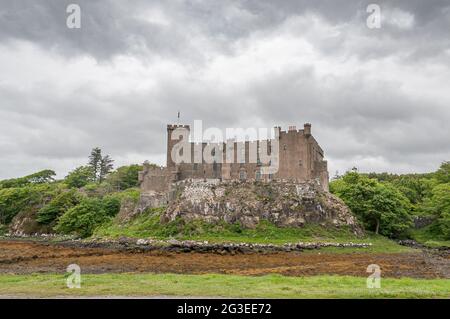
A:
[55,196,121,238]
[0,223,7,236]
[0,184,57,224]
[36,189,82,224]
[101,196,121,217]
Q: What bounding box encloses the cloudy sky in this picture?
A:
[1,0,449,179]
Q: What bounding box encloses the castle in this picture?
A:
[139,123,329,193]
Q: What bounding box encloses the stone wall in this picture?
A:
[157,123,330,191]
[138,163,173,193]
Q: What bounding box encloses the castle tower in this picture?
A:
[167,124,190,169]
[304,123,311,137]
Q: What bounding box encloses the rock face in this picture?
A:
[8,206,53,236]
[162,179,363,235]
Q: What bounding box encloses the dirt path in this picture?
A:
[0,240,448,278]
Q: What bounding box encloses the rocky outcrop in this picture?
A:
[161,179,363,235]
[8,206,53,236]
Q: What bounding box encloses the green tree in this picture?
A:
[88,147,114,183]
[64,166,94,188]
[422,183,450,239]
[330,172,413,238]
[391,177,435,205]
[54,196,120,238]
[26,170,56,184]
[99,155,114,183]
[0,184,55,224]
[88,147,102,180]
[0,170,56,188]
[36,189,82,224]
[106,164,143,190]
[435,161,450,184]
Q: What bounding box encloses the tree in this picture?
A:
[54,196,120,237]
[105,164,144,190]
[99,155,114,183]
[423,183,450,240]
[0,184,55,224]
[330,172,413,238]
[435,161,450,184]
[27,170,56,184]
[0,170,56,188]
[64,166,94,188]
[88,147,114,183]
[36,189,82,224]
[88,147,102,181]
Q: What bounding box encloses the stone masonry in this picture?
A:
[139,123,330,194]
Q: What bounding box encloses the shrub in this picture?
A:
[36,189,82,224]
[101,195,121,217]
[55,196,120,238]
[0,184,56,224]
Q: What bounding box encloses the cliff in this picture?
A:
[161,179,363,235]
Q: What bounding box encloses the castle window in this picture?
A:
[283,144,287,150]
[213,161,218,172]
[193,163,198,171]
[255,170,261,181]
[239,147,246,163]
[239,170,247,181]
[268,173,273,180]
[298,160,303,167]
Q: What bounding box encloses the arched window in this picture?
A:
[255,170,261,181]
[239,170,247,181]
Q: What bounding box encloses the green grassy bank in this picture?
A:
[0,273,448,298]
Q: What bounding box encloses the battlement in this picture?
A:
[276,123,311,136]
[167,124,190,130]
[145,122,328,192]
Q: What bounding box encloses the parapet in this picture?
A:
[167,124,190,130]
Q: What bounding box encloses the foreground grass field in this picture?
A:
[0,273,448,298]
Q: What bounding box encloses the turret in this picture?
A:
[304,123,311,137]
[167,124,190,168]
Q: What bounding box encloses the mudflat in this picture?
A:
[0,240,448,278]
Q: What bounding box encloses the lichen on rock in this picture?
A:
[160,179,364,235]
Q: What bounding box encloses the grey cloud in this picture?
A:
[0,0,449,179]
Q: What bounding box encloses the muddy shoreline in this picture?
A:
[0,239,448,278]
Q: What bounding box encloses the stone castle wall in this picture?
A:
[140,123,329,194]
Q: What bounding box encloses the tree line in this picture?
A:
[330,162,450,240]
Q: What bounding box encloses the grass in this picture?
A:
[92,208,414,254]
[0,273,448,298]
[410,227,450,248]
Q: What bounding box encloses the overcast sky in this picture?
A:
[1,0,449,179]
